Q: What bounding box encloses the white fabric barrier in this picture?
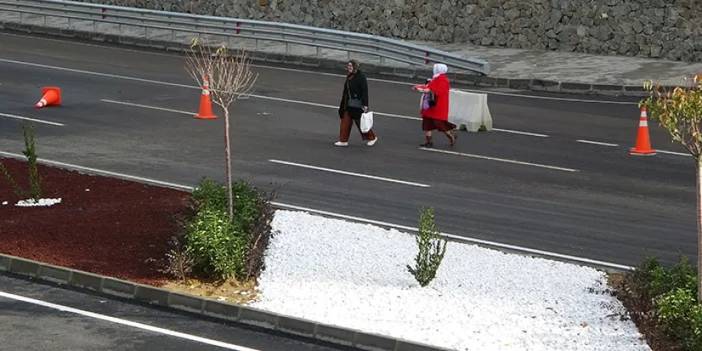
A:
[448,89,493,132]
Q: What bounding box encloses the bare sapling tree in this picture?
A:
[186,39,258,218]
[643,74,702,301]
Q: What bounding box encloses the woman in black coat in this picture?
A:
[335,60,378,147]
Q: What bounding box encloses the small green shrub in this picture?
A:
[0,162,23,198]
[192,178,262,234]
[407,207,447,287]
[648,256,698,301]
[181,178,275,281]
[244,188,275,280]
[629,256,663,299]
[185,206,248,280]
[23,123,41,200]
[0,123,42,199]
[620,256,702,351]
[629,256,698,301]
[656,288,702,350]
[192,178,227,211]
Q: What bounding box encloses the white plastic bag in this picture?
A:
[360,111,374,133]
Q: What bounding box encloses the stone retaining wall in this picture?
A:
[82,0,702,62]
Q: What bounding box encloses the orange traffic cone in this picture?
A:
[629,107,656,156]
[35,86,62,109]
[195,78,216,120]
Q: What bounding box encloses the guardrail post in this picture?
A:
[101,8,106,20]
[424,51,429,65]
[316,46,320,58]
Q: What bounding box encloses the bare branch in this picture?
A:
[184,40,259,218]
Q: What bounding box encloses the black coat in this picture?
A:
[338,71,369,119]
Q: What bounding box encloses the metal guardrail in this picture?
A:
[0,0,490,75]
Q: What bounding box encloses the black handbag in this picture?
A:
[427,91,436,107]
[346,81,363,109]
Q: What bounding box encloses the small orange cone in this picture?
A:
[35,86,62,109]
[195,78,216,120]
[629,107,656,156]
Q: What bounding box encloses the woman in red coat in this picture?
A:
[413,63,456,147]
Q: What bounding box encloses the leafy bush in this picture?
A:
[192,178,228,211]
[629,256,698,301]
[619,256,702,350]
[0,123,42,199]
[656,288,702,350]
[23,123,42,200]
[407,207,447,287]
[185,206,248,280]
[180,178,274,281]
[629,256,664,301]
[242,187,275,280]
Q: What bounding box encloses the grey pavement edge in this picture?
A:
[0,19,685,97]
[0,253,450,351]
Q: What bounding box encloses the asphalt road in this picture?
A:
[0,273,348,351]
[0,31,695,269]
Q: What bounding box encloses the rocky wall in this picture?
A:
[83,0,702,62]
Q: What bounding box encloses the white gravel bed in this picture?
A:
[252,210,650,351]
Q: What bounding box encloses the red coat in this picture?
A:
[421,74,450,121]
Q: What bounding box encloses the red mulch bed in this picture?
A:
[0,157,190,285]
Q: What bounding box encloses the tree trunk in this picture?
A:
[224,108,233,219]
[698,159,702,302]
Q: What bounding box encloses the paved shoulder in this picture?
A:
[0,273,346,351]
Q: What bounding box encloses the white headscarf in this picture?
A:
[433,63,448,78]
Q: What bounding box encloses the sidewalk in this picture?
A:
[425,39,702,87]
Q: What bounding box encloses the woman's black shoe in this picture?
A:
[419,142,434,148]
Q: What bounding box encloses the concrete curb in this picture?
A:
[0,253,451,351]
[0,21,658,97]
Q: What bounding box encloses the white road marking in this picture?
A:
[0,151,633,270]
[491,128,549,137]
[0,57,609,138]
[101,99,194,115]
[272,202,634,271]
[269,159,430,188]
[576,139,619,147]
[0,112,65,126]
[657,149,691,157]
[0,58,197,90]
[102,95,540,137]
[576,140,691,157]
[0,151,191,190]
[419,147,578,172]
[0,291,260,351]
[0,32,638,105]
